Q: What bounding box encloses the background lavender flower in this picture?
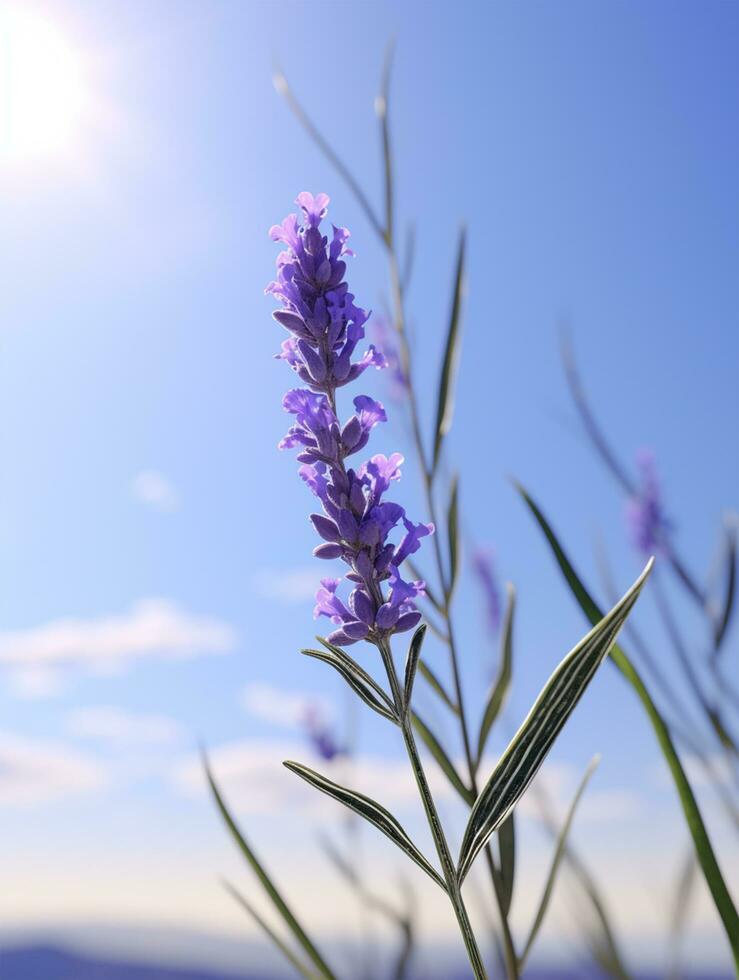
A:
[301,702,345,762]
[626,448,671,555]
[472,547,502,634]
[268,193,433,647]
[372,314,407,401]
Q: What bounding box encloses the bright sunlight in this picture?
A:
[0,7,90,167]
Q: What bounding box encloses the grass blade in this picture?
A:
[404,624,427,709]
[203,753,336,980]
[284,760,446,892]
[497,813,516,918]
[222,879,319,980]
[432,229,466,474]
[411,711,474,805]
[519,756,600,969]
[516,483,739,969]
[418,659,459,714]
[458,560,652,882]
[447,474,460,598]
[477,582,516,766]
[303,644,397,723]
[713,519,737,655]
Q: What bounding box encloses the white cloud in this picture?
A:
[174,737,456,816]
[131,470,179,511]
[250,567,318,603]
[0,600,236,695]
[0,732,104,805]
[66,706,183,746]
[241,682,330,729]
[6,665,64,699]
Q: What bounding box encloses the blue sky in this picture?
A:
[0,0,736,975]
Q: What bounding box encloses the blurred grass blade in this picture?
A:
[273,67,384,241]
[412,711,474,805]
[222,879,319,980]
[519,756,600,970]
[404,624,427,709]
[497,813,516,918]
[303,644,397,722]
[377,38,395,246]
[477,583,516,766]
[447,474,460,598]
[284,760,446,892]
[713,519,737,654]
[516,483,739,969]
[432,228,466,474]
[458,560,652,883]
[418,659,459,714]
[203,754,336,980]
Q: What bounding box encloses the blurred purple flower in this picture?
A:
[626,449,671,555]
[268,193,433,646]
[302,703,344,762]
[372,315,407,401]
[472,548,501,634]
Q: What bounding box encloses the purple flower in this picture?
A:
[472,548,502,634]
[302,702,344,762]
[626,449,671,555]
[268,193,433,645]
[372,314,407,400]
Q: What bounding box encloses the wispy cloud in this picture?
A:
[0,600,236,696]
[131,470,179,511]
[250,567,318,604]
[241,682,329,729]
[66,706,183,746]
[0,733,104,805]
[174,738,456,815]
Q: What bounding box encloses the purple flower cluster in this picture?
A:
[626,448,671,554]
[268,193,433,647]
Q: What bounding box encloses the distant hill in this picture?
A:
[0,945,732,980]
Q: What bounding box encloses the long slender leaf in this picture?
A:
[713,519,737,655]
[497,813,516,918]
[432,229,466,473]
[447,474,460,598]
[404,624,427,709]
[412,711,474,805]
[284,760,446,892]
[377,39,395,246]
[418,659,459,714]
[222,879,319,980]
[517,484,739,970]
[519,756,600,970]
[477,583,516,765]
[203,754,336,980]
[303,645,397,723]
[458,560,652,882]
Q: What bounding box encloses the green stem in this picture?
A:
[377,638,488,980]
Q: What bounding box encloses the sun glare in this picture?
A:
[0,8,90,167]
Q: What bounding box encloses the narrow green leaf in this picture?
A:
[377,39,395,247]
[432,229,466,473]
[458,560,652,882]
[517,483,739,970]
[284,760,446,892]
[222,879,319,980]
[713,520,737,654]
[497,813,516,918]
[519,756,600,970]
[411,711,474,805]
[303,645,397,723]
[203,754,336,980]
[404,624,427,709]
[447,474,460,597]
[418,659,459,714]
[477,583,516,765]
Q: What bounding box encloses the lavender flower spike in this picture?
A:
[626,448,671,555]
[268,192,433,646]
